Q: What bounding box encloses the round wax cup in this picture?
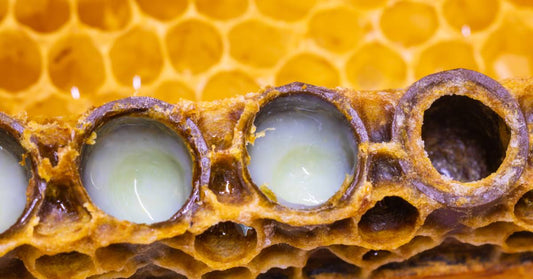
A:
[0,131,29,233]
[81,117,193,224]
[247,95,358,208]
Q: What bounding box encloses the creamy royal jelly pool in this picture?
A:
[0,133,28,233]
[247,95,358,208]
[82,117,193,224]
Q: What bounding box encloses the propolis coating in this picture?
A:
[0,69,532,278]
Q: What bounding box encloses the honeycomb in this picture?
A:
[0,68,530,279]
[0,0,531,278]
[0,0,528,117]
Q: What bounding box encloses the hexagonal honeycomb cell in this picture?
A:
[346,42,406,90]
[202,70,259,101]
[442,0,499,32]
[255,0,315,22]
[380,1,438,47]
[135,0,188,21]
[0,0,529,278]
[0,30,41,92]
[229,20,291,68]
[308,7,365,53]
[77,0,131,31]
[276,53,340,88]
[166,19,223,75]
[196,0,248,20]
[109,27,164,86]
[48,34,106,94]
[14,0,70,33]
[415,40,479,79]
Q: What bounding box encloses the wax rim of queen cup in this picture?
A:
[246,93,360,209]
[0,130,30,233]
[80,116,194,224]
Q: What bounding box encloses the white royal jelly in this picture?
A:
[247,95,358,208]
[0,136,28,233]
[82,117,193,224]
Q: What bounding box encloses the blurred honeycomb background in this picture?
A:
[0,0,531,117]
